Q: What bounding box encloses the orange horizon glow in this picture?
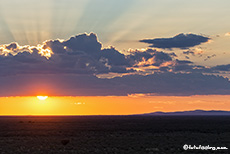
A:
[0,95,230,116]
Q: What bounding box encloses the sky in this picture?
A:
[0,0,230,115]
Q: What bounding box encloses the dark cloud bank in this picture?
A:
[140,33,210,49]
[0,33,229,96]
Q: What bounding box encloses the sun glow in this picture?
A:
[37,96,48,101]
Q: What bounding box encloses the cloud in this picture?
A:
[204,54,216,61]
[0,33,229,96]
[183,50,195,56]
[127,49,174,67]
[140,33,210,49]
[212,64,230,71]
[0,35,181,76]
[182,48,205,60]
[225,32,230,36]
[0,42,53,58]
[0,72,229,96]
[183,48,204,58]
[0,33,131,76]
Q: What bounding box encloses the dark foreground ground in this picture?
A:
[0,116,230,154]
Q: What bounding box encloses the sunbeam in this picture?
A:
[105,1,154,48]
[51,0,90,39]
[72,0,136,38]
[0,10,16,44]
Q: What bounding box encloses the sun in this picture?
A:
[37,96,48,101]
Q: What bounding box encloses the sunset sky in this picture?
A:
[0,0,230,115]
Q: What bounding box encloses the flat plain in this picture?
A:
[0,116,230,154]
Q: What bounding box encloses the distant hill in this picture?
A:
[140,110,230,116]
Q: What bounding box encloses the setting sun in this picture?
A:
[37,96,48,101]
